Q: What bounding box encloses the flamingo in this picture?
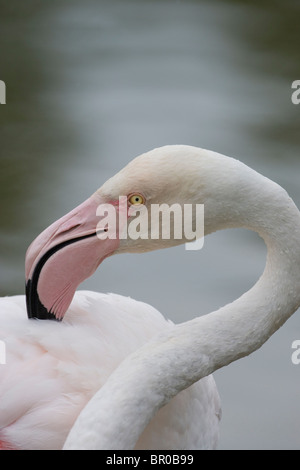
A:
[1,145,300,450]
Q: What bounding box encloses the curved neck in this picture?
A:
[64,159,300,450]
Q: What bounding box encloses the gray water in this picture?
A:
[1,0,300,450]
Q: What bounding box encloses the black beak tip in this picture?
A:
[25,232,98,322]
[26,279,60,321]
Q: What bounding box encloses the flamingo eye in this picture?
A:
[128,194,145,205]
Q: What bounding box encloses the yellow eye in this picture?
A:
[128,193,145,205]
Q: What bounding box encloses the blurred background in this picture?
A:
[0,0,300,450]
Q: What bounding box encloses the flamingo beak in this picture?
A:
[25,194,121,321]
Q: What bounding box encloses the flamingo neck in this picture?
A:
[63,156,300,450]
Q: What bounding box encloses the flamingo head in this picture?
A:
[25,145,227,321]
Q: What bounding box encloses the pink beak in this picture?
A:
[25,193,121,321]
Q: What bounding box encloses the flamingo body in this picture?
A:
[0,291,220,450]
[1,145,299,450]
